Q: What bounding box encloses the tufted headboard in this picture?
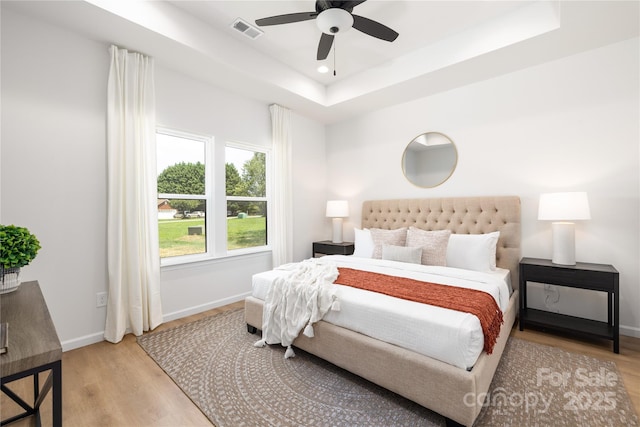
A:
[361,196,521,289]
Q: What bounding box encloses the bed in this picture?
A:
[244,196,521,426]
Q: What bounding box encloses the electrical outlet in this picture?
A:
[96,292,108,307]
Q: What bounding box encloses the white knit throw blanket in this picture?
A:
[254,258,340,358]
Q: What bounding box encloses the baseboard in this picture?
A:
[620,324,640,339]
[61,292,251,352]
[162,291,250,322]
[62,331,107,352]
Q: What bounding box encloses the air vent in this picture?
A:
[231,18,264,40]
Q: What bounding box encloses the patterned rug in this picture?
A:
[137,308,638,427]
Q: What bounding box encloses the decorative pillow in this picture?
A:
[405,227,452,266]
[382,245,422,264]
[446,231,500,272]
[353,228,374,258]
[369,228,408,259]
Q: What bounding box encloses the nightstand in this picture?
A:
[312,241,354,257]
[519,257,619,353]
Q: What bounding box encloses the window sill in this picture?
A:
[160,247,272,271]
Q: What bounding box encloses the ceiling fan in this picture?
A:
[255,0,399,61]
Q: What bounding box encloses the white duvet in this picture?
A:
[252,255,511,369]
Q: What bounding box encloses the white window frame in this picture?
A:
[157,128,271,267]
[157,127,212,266]
[225,140,272,256]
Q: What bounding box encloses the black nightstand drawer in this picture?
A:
[312,241,354,257]
[521,263,616,292]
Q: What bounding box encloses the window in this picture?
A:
[225,144,268,251]
[157,129,208,259]
[156,128,269,263]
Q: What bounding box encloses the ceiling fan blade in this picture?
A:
[317,33,334,60]
[255,12,317,27]
[340,1,367,11]
[352,15,399,42]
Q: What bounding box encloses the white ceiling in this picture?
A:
[5,1,639,123]
[170,1,532,85]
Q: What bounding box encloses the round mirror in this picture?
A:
[402,132,458,188]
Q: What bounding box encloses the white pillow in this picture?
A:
[446,231,500,272]
[405,227,451,266]
[381,244,422,264]
[352,228,374,258]
[370,228,408,259]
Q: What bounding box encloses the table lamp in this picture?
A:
[326,200,349,243]
[538,192,591,265]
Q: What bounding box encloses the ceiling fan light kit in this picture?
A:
[316,8,353,34]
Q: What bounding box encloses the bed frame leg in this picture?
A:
[445,417,465,427]
[247,324,258,334]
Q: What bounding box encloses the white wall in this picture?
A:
[2,8,110,349]
[153,65,274,322]
[291,114,328,259]
[0,7,326,349]
[154,66,326,320]
[326,37,640,336]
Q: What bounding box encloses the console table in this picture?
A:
[519,257,619,353]
[1,281,62,426]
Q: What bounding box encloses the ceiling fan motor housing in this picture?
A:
[316,8,354,35]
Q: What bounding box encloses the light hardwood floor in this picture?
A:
[2,301,638,426]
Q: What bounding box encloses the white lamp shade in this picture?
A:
[326,200,349,218]
[538,192,590,265]
[538,192,591,221]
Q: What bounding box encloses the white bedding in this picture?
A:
[252,255,511,369]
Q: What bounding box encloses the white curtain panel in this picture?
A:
[270,104,293,267]
[105,45,163,343]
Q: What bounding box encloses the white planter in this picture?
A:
[0,267,21,294]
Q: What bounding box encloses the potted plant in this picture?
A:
[0,225,41,294]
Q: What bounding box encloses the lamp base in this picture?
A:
[332,218,343,244]
[552,222,576,265]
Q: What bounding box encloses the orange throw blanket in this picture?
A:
[336,268,503,354]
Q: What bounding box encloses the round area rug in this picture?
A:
[138,308,638,427]
[138,309,442,426]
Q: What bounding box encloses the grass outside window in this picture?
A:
[159,216,266,258]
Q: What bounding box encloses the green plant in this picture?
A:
[0,225,41,269]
